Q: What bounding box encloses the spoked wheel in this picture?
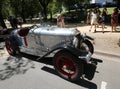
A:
[80,40,94,54]
[5,38,18,56]
[53,51,83,81]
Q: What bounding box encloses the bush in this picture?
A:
[63,10,87,23]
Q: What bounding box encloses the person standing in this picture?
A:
[57,13,62,27]
[8,16,14,28]
[61,14,65,28]
[17,17,23,28]
[96,7,101,27]
[86,9,92,24]
[111,8,119,32]
[90,8,98,33]
[12,17,18,28]
[57,13,65,28]
[99,8,108,33]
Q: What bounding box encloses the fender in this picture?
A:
[38,45,90,63]
[85,35,94,41]
[75,33,94,41]
[81,39,94,54]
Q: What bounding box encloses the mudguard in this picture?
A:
[39,45,89,62]
[85,35,94,40]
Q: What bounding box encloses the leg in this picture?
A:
[94,24,97,32]
[111,24,114,32]
[114,24,117,31]
[89,25,93,32]
[102,23,105,33]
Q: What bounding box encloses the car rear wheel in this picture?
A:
[5,38,18,56]
[53,51,83,81]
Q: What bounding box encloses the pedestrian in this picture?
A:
[57,13,65,28]
[90,8,98,33]
[12,17,18,28]
[8,16,14,28]
[96,7,101,28]
[61,14,65,28]
[111,8,119,32]
[86,9,92,24]
[99,8,108,33]
[57,13,62,27]
[17,17,23,28]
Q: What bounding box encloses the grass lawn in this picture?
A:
[100,7,116,15]
[47,7,117,21]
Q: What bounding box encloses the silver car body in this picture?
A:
[11,25,91,62]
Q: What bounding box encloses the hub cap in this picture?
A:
[56,56,77,78]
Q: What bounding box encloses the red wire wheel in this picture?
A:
[5,38,16,55]
[53,51,83,81]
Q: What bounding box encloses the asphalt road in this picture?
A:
[0,49,120,89]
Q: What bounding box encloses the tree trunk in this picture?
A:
[50,11,52,20]
[21,14,26,23]
[0,12,7,29]
[21,0,26,23]
[43,6,47,21]
[38,0,51,22]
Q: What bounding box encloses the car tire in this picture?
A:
[53,51,83,81]
[5,38,19,56]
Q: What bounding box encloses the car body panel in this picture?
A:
[12,25,80,57]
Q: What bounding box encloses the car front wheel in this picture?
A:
[53,51,83,81]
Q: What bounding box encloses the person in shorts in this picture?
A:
[111,8,119,32]
[90,9,98,33]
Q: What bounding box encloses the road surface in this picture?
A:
[0,49,120,89]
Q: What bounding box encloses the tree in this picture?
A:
[27,0,42,20]
[10,0,28,23]
[10,0,41,23]
[117,0,120,8]
[38,0,52,21]
[48,0,61,20]
[0,0,7,28]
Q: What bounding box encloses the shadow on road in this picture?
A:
[0,55,35,80]
[0,52,52,81]
[0,53,98,89]
[41,66,97,89]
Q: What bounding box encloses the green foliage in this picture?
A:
[0,0,10,18]
[1,0,116,22]
[100,7,115,15]
[0,0,42,20]
[10,0,41,18]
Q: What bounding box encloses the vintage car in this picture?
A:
[5,25,102,81]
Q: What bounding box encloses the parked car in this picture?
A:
[63,11,86,23]
[5,25,102,81]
